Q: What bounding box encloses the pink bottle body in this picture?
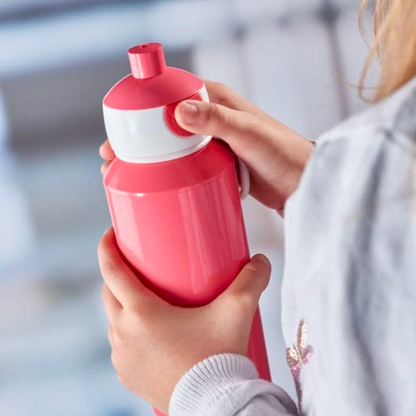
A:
[104,140,271,381]
[103,42,271,415]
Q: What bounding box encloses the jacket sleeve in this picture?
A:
[169,354,297,416]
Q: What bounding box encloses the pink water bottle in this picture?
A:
[102,42,271,414]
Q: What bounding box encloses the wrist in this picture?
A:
[278,138,314,214]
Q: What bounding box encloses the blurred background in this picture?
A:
[0,0,372,415]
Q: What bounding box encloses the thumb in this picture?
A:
[218,255,271,312]
[175,100,253,145]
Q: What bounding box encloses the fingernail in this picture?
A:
[179,101,198,124]
[255,254,271,268]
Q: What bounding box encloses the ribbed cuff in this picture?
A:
[169,354,259,416]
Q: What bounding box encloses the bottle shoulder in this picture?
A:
[103,140,235,195]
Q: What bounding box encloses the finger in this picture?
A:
[175,100,259,151]
[99,140,115,161]
[174,99,303,173]
[102,282,122,319]
[108,325,115,347]
[218,254,271,312]
[203,81,304,143]
[98,228,151,307]
[101,160,111,175]
[204,80,272,121]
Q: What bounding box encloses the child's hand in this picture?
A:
[100,80,313,213]
[98,228,271,414]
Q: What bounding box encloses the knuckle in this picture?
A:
[108,323,125,345]
[128,300,150,321]
[225,291,255,316]
[238,292,257,312]
[246,113,262,130]
[117,373,126,386]
[214,82,232,102]
[102,285,107,300]
[242,263,259,277]
[237,112,259,136]
[111,351,121,370]
[100,260,122,280]
[102,283,110,300]
[112,328,129,346]
[97,237,107,256]
[207,103,229,132]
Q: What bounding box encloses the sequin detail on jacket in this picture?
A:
[286,320,314,415]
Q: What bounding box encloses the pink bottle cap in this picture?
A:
[128,43,167,79]
[103,41,211,163]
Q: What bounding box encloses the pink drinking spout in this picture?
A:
[128,42,167,79]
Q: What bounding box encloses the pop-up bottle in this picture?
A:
[102,42,271,414]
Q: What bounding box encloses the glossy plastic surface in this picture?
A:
[103,67,203,111]
[128,43,166,79]
[105,141,247,305]
[104,140,271,382]
[103,86,211,163]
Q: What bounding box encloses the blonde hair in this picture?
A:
[359,0,416,102]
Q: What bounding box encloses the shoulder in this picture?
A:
[284,76,416,331]
[284,76,416,326]
[282,78,416,416]
[317,75,416,148]
[289,76,416,225]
